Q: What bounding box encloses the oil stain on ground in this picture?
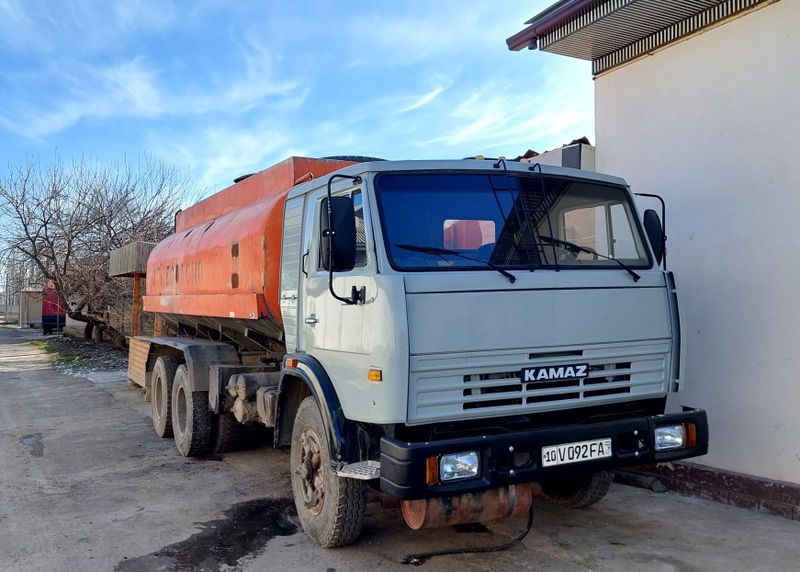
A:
[116,497,297,572]
[19,433,44,457]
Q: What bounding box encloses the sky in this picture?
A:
[0,0,594,195]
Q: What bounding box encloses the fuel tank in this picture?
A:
[142,157,354,340]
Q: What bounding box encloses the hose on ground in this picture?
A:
[401,504,535,566]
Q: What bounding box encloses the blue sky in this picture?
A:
[0,0,594,195]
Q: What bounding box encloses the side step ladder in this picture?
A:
[337,460,380,480]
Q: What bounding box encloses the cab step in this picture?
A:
[337,460,381,480]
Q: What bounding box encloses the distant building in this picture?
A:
[509,0,799,514]
[2,256,43,326]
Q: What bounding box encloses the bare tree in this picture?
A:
[0,155,194,344]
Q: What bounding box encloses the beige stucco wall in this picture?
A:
[19,291,42,327]
[594,0,799,483]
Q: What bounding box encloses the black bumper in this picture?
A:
[380,409,708,499]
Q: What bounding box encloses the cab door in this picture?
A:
[299,182,375,360]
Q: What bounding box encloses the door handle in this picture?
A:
[304,315,319,325]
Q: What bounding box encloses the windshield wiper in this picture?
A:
[395,244,516,283]
[537,236,641,282]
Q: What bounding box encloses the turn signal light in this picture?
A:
[426,456,439,486]
[285,358,298,368]
[368,369,383,382]
[684,422,698,448]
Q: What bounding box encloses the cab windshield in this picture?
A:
[375,172,651,271]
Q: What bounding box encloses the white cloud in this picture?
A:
[0,0,52,52]
[0,36,304,140]
[398,85,446,113]
[0,0,178,54]
[0,58,165,139]
[112,0,177,33]
[220,32,301,110]
[413,63,595,156]
[347,1,542,66]
[150,121,292,192]
[0,0,594,187]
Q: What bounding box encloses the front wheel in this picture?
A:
[542,470,614,508]
[290,397,366,548]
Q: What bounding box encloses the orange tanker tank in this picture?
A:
[142,157,355,342]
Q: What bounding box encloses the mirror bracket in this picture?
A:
[351,285,366,305]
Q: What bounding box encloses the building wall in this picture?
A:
[19,291,43,328]
[594,0,799,483]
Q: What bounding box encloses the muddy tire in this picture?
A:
[171,364,213,457]
[210,412,249,454]
[290,397,366,548]
[152,356,180,438]
[542,470,614,508]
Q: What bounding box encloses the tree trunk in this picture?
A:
[109,328,128,350]
[68,309,126,348]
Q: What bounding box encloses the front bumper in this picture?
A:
[380,409,708,499]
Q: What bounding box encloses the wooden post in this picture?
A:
[132,273,142,337]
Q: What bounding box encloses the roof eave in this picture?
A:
[506,0,599,52]
[506,26,538,52]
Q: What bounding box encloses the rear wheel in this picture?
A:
[210,412,249,454]
[542,470,614,508]
[171,364,213,457]
[152,356,180,438]
[290,397,366,548]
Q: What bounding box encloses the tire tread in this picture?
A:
[211,412,248,454]
[291,397,366,548]
[171,364,212,457]
[152,356,180,438]
[543,470,614,508]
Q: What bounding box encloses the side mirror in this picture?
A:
[643,209,665,266]
[320,196,356,272]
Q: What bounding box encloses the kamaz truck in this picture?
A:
[128,155,708,547]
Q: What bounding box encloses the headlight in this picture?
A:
[655,424,685,451]
[440,451,480,482]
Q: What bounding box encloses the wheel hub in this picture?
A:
[295,428,325,515]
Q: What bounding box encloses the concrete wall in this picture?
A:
[594,0,799,483]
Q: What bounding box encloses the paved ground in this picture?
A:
[1,326,798,572]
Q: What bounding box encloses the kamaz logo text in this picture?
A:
[521,363,589,382]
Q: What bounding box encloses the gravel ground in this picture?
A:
[29,334,128,376]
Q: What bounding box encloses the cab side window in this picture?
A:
[353,190,367,267]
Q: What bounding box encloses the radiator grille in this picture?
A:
[408,340,670,424]
[462,361,633,410]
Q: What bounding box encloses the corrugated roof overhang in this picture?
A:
[507,0,775,75]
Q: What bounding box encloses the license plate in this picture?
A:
[541,438,613,467]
